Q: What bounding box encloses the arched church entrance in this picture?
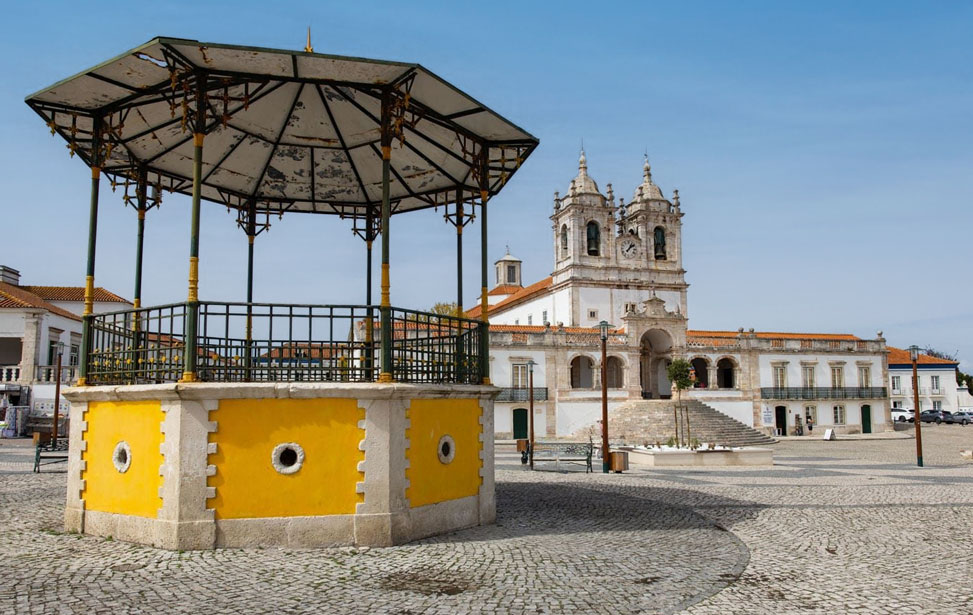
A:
[639,329,673,399]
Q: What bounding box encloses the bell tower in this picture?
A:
[614,157,688,316]
[550,149,616,286]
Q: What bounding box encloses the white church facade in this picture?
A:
[473,152,891,440]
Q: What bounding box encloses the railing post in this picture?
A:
[181,74,207,383]
[77,115,102,386]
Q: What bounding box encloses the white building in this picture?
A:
[887,347,964,413]
[475,153,891,439]
[0,265,130,425]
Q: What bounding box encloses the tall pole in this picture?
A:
[478,149,490,385]
[365,211,375,380]
[51,347,62,444]
[245,198,256,381]
[912,350,923,467]
[77,115,102,386]
[181,74,207,382]
[456,188,463,311]
[601,330,610,473]
[133,165,147,310]
[378,90,393,383]
[528,361,535,471]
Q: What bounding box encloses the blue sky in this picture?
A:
[2,1,971,370]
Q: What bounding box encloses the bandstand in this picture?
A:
[25,37,537,549]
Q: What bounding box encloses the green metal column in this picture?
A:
[133,166,147,310]
[245,198,256,381]
[77,116,102,386]
[478,149,490,385]
[378,91,393,383]
[455,188,464,382]
[181,75,206,382]
[365,211,375,379]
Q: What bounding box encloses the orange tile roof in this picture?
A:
[688,330,860,341]
[490,324,624,335]
[887,346,958,366]
[466,276,553,319]
[0,282,81,321]
[22,286,130,304]
[488,285,521,296]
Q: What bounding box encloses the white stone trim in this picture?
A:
[112,441,132,473]
[270,442,305,474]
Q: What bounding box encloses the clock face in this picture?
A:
[620,238,638,259]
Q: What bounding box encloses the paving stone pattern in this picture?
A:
[2,423,972,614]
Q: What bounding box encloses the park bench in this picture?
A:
[34,437,69,472]
[531,441,595,472]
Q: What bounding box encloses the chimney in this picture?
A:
[0,266,20,285]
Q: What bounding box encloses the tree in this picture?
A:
[429,302,461,317]
[667,358,693,447]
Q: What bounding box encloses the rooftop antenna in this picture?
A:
[304,27,314,53]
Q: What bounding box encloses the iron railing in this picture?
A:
[86,301,484,386]
[495,387,549,402]
[760,387,888,400]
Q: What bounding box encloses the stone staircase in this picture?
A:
[574,399,776,447]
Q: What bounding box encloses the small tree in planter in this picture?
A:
[667,358,693,447]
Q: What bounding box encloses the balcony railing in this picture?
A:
[86,301,484,386]
[0,366,20,383]
[34,365,78,383]
[891,387,943,397]
[760,387,888,400]
[495,387,549,402]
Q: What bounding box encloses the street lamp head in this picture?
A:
[527,359,535,373]
[56,341,65,355]
[599,320,610,341]
[909,345,919,362]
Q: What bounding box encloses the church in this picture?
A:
[472,151,891,440]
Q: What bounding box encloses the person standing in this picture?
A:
[806,414,814,434]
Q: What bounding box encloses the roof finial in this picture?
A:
[305,27,314,53]
[643,154,652,182]
[579,144,587,174]
[505,244,510,255]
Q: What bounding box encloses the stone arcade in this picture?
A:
[478,152,890,441]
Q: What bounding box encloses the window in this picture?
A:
[606,356,624,389]
[933,400,942,411]
[588,309,598,320]
[527,314,533,325]
[560,225,568,256]
[931,375,940,392]
[69,344,79,367]
[892,401,902,409]
[507,264,517,284]
[802,366,815,389]
[586,222,600,256]
[858,366,871,388]
[891,375,901,392]
[805,405,817,424]
[624,302,636,314]
[541,310,548,324]
[773,365,787,388]
[833,405,846,425]
[653,226,667,260]
[570,356,594,388]
[717,358,735,388]
[512,364,528,388]
[831,365,844,388]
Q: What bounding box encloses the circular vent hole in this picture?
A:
[115,448,128,466]
[278,447,298,467]
[440,440,452,459]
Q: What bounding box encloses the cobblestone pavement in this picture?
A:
[1,424,971,614]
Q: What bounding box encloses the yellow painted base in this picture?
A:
[207,398,365,519]
[81,400,164,518]
[406,398,482,507]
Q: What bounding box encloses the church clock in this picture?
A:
[620,237,639,259]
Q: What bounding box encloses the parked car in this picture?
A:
[891,408,915,423]
[920,410,947,424]
[945,411,973,425]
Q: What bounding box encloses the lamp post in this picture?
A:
[599,320,611,473]
[527,359,535,471]
[51,341,65,446]
[909,345,923,467]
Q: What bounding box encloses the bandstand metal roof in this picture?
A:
[25,37,538,218]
